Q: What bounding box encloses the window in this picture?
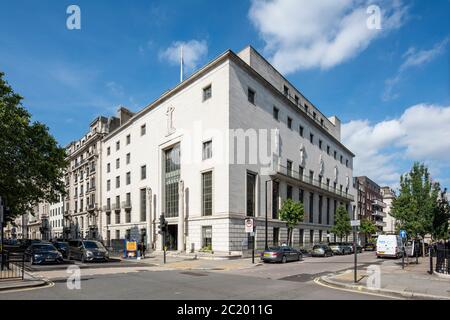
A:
[319,140,323,150]
[273,107,279,120]
[164,145,180,218]
[299,166,304,178]
[287,160,293,176]
[106,198,111,210]
[272,181,279,219]
[107,163,110,173]
[202,140,212,160]
[310,230,314,244]
[126,172,131,185]
[248,88,255,104]
[140,189,146,222]
[334,151,337,160]
[319,230,323,243]
[309,192,314,223]
[202,226,212,248]
[310,133,314,144]
[126,153,130,165]
[116,176,120,188]
[340,155,343,164]
[309,170,314,183]
[106,180,110,191]
[326,198,330,225]
[346,159,349,167]
[313,112,317,119]
[304,104,309,113]
[246,172,256,217]
[126,134,131,145]
[141,124,146,136]
[116,141,120,151]
[294,95,299,105]
[299,126,304,137]
[203,85,212,101]
[107,147,111,156]
[299,189,304,204]
[202,171,213,216]
[116,158,120,169]
[287,117,292,129]
[115,230,120,240]
[283,85,289,96]
[141,165,146,180]
[299,229,304,246]
[287,185,293,200]
[318,195,323,224]
[273,227,279,246]
[327,145,330,155]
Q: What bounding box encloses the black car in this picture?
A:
[261,246,303,263]
[53,241,70,259]
[68,240,109,262]
[25,243,64,265]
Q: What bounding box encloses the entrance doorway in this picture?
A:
[166,225,178,251]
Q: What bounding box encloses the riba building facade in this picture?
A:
[99,46,355,254]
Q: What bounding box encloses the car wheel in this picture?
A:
[281,255,287,264]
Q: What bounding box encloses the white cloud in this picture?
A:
[342,104,450,187]
[383,38,449,100]
[249,0,408,73]
[159,40,208,72]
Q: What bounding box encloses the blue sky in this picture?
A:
[1,0,449,190]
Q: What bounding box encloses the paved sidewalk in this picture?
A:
[0,273,48,292]
[318,258,450,300]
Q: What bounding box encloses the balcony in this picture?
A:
[87,203,97,212]
[272,164,354,202]
[373,199,386,208]
[112,203,121,212]
[372,211,386,218]
[103,204,111,213]
[375,220,387,228]
[122,200,132,211]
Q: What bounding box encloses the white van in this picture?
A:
[376,235,403,258]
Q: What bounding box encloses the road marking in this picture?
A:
[0,280,54,294]
[313,277,404,300]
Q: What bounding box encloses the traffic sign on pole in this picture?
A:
[245,218,254,233]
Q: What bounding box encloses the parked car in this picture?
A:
[68,240,109,262]
[341,243,355,254]
[405,240,423,257]
[364,243,376,251]
[53,241,70,259]
[329,242,347,255]
[24,243,64,265]
[311,244,333,257]
[376,235,403,258]
[261,246,302,263]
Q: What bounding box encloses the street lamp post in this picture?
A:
[265,180,268,250]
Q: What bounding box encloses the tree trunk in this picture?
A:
[287,228,291,246]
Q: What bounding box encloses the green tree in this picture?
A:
[432,188,450,241]
[331,205,352,241]
[391,163,439,242]
[279,198,304,246]
[0,72,67,223]
[359,218,377,243]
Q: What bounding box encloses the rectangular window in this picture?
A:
[248,88,255,104]
[287,185,293,200]
[140,188,146,222]
[246,172,256,217]
[106,213,111,225]
[107,163,110,173]
[299,166,304,178]
[116,141,120,151]
[299,189,304,204]
[327,146,330,155]
[115,230,120,240]
[313,112,317,119]
[272,181,279,219]
[115,211,121,224]
[126,153,130,165]
[287,117,292,129]
[202,140,212,160]
[126,134,131,145]
[141,165,146,180]
[164,145,180,218]
[309,170,314,183]
[287,160,293,176]
[203,85,212,101]
[299,126,304,137]
[107,147,111,156]
[346,159,349,167]
[309,230,314,244]
[334,151,337,160]
[318,195,323,224]
[273,107,279,120]
[304,104,309,114]
[141,124,146,136]
[202,226,212,248]
[116,176,120,188]
[294,95,299,105]
[326,198,330,225]
[299,229,304,246]
[309,192,314,223]
[283,85,289,96]
[202,171,213,216]
[310,133,314,144]
[334,200,337,223]
[106,180,110,191]
[319,140,322,150]
[340,155,343,164]
[126,172,131,185]
[116,158,120,169]
[273,227,279,246]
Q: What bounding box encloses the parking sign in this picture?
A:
[245,218,254,233]
[400,230,407,238]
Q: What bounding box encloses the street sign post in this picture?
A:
[351,220,360,283]
[245,218,255,264]
[400,230,407,269]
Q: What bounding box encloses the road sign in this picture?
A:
[350,220,360,227]
[245,218,254,233]
[400,230,407,238]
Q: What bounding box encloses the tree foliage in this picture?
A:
[279,198,304,246]
[359,218,377,241]
[331,205,352,240]
[0,72,67,222]
[391,162,446,241]
[432,189,450,240]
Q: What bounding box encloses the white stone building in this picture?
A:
[100,46,355,254]
[49,195,64,239]
[381,186,396,234]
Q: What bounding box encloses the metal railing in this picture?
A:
[435,248,449,275]
[277,165,354,201]
[0,251,25,280]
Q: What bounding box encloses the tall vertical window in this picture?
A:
[310,133,314,144]
[294,95,299,105]
[272,181,279,219]
[299,189,304,204]
[287,117,292,129]
[126,153,130,164]
[126,134,131,145]
[334,200,337,223]
[326,198,330,225]
[299,229,304,246]
[107,147,111,156]
[273,107,279,120]
[116,176,120,188]
[140,189,146,222]
[318,195,323,224]
[287,160,293,176]
[273,227,279,246]
[141,124,146,136]
[203,85,212,101]
[165,145,180,218]
[248,88,255,104]
[202,171,213,216]
[319,140,323,150]
[246,172,256,217]
[106,180,110,191]
[202,140,212,160]
[309,230,314,244]
[126,172,131,185]
[116,141,120,151]
[141,165,147,180]
[115,230,120,240]
[327,145,330,155]
[202,226,212,248]
[116,158,120,169]
[283,85,289,96]
[309,192,314,223]
[107,163,110,173]
[287,185,293,200]
[299,125,304,137]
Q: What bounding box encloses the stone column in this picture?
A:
[178,180,185,252]
[146,187,152,251]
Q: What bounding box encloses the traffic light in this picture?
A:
[158,215,166,235]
